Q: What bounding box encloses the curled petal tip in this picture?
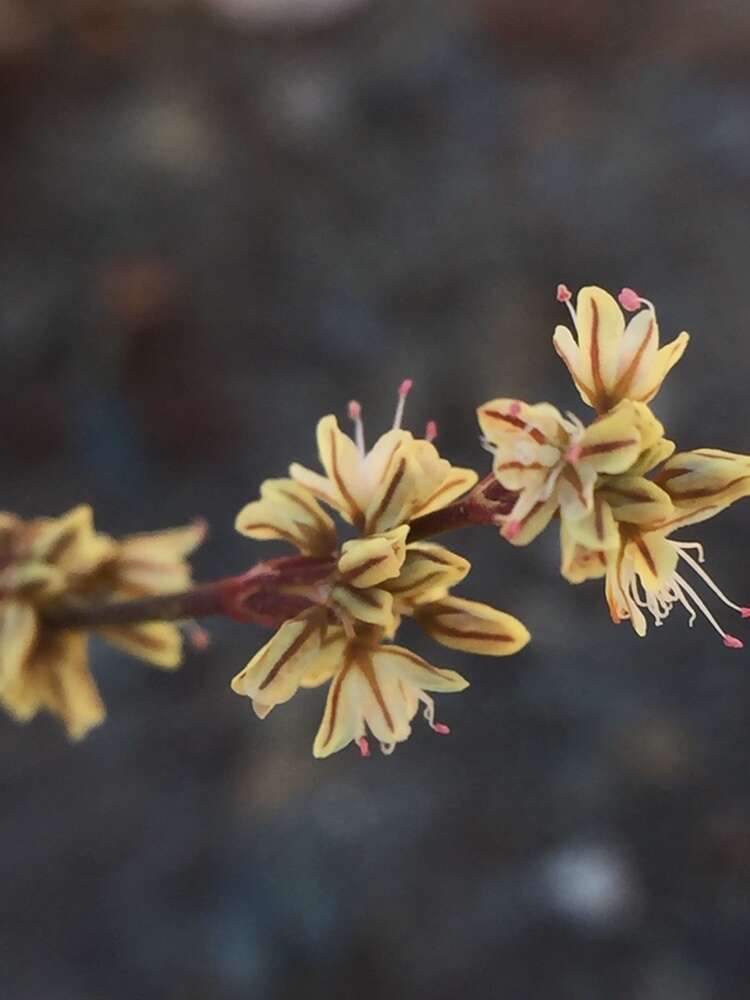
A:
[723,635,744,649]
[618,287,642,312]
[556,283,572,303]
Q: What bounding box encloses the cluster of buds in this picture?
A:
[2,285,749,759]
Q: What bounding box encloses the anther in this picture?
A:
[357,737,371,758]
[741,608,750,618]
[618,287,643,312]
[433,722,451,735]
[188,623,211,651]
[348,399,365,455]
[556,283,572,303]
[723,635,744,649]
[393,378,413,430]
[503,520,522,540]
[425,420,438,442]
[566,443,583,464]
[509,401,522,417]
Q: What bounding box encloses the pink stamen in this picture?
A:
[556,283,572,303]
[618,287,643,312]
[399,378,413,398]
[433,722,451,735]
[357,737,371,758]
[347,400,362,421]
[503,520,522,540]
[393,379,413,430]
[723,634,744,649]
[188,624,211,651]
[509,400,522,417]
[740,608,750,618]
[566,443,583,463]
[425,419,438,442]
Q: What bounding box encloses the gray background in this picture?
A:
[1,1,750,998]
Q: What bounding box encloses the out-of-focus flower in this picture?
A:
[552,285,689,413]
[207,0,371,30]
[233,385,530,757]
[477,397,650,545]
[0,506,205,738]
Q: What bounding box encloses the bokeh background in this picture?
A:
[2,1,750,997]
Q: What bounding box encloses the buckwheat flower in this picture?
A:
[232,384,531,757]
[601,493,749,647]
[312,640,469,759]
[290,381,478,533]
[477,397,644,544]
[553,285,690,413]
[657,449,750,513]
[0,506,206,738]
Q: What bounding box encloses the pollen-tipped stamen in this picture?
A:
[348,399,366,456]
[420,693,451,736]
[357,736,371,758]
[674,544,747,615]
[425,419,438,443]
[673,571,744,648]
[393,379,413,430]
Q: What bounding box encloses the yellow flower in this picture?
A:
[290,382,477,534]
[232,384,531,757]
[656,449,750,513]
[552,285,690,413]
[312,640,469,759]
[0,506,205,738]
[477,397,648,545]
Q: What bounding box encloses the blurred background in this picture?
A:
[2,1,750,997]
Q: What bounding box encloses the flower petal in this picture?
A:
[231,611,327,708]
[658,449,750,512]
[600,476,673,527]
[560,525,608,584]
[626,532,678,593]
[236,478,336,555]
[30,505,115,577]
[631,332,690,403]
[116,521,207,594]
[312,654,362,758]
[363,443,421,534]
[338,526,408,588]
[314,415,368,523]
[99,622,183,669]
[383,542,470,605]
[0,600,38,690]
[577,403,642,475]
[416,596,530,656]
[370,644,469,693]
[562,493,618,551]
[329,584,396,631]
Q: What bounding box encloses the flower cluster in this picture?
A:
[231,383,530,757]
[0,506,205,738]
[479,285,750,646]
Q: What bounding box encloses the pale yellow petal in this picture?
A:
[600,476,673,527]
[383,542,470,605]
[0,600,38,690]
[338,526,408,588]
[231,611,326,708]
[314,415,367,523]
[329,584,396,631]
[577,403,642,475]
[626,532,678,593]
[312,658,362,758]
[658,449,750,512]
[235,478,336,555]
[631,332,690,403]
[99,622,183,669]
[552,325,598,409]
[116,521,207,594]
[370,644,469,693]
[416,596,530,656]
[560,525,608,584]
[363,443,421,534]
[562,494,618,551]
[574,286,626,408]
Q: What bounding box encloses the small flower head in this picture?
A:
[477,397,647,545]
[552,286,690,413]
[0,507,205,738]
[232,385,531,757]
